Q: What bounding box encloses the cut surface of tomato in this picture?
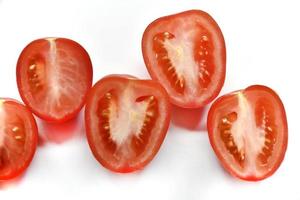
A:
[0,98,38,180]
[85,75,171,173]
[207,85,288,181]
[142,10,226,108]
[17,38,93,122]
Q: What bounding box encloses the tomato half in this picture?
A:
[17,38,93,122]
[85,75,171,173]
[142,10,226,108]
[207,85,288,181]
[0,98,38,180]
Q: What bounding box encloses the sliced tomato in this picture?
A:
[17,38,93,122]
[207,85,288,181]
[85,75,171,173]
[0,98,38,180]
[142,10,226,108]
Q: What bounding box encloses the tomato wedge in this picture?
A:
[17,38,93,122]
[207,85,288,181]
[85,75,171,173]
[0,98,38,180]
[142,10,226,108]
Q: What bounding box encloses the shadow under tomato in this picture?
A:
[37,111,85,145]
[171,105,206,131]
[0,172,25,190]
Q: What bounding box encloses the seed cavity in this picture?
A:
[153,32,185,94]
[195,34,214,89]
[11,125,25,142]
[131,96,158,155]
[96,91,117,152]
[101,92,113,132]
[257,106,276,166]
[27,59,44,93]
[219,112,244,166]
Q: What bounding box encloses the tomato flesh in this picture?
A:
[207,85,288,181]
[142,10,226,108]
[0,98,38,180]
[85,75,171,172]
[17,38,93,122]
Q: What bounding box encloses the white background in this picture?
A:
[0,0,299,199]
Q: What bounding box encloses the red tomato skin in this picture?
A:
[85,75,171,173]
[16,38,93,123]
[0,98,38,180]
[207,85,288,181]
[142,10,226,108]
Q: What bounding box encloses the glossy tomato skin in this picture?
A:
[0,98,38,180]
[207,85,288,181]
[85,75,171,173]
[142,10,226,108]
[16,38,93,123]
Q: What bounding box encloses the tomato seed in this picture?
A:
[12,126,20,133]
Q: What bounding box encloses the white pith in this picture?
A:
[230,92,266,175]
[163,33,200,98]
[107,88,152,147]
[39,38,86,118]
[47,38,60,100]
